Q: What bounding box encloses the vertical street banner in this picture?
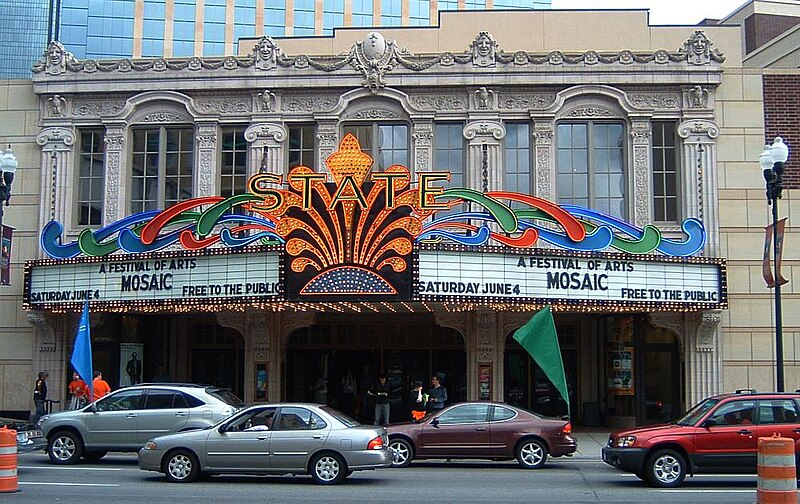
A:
[762,218,789,288]
[0,225,12,286]
[70,300,94,394]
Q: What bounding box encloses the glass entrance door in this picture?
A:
[640,345,681,424]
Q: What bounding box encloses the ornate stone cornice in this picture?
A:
[628,93,681,110]
[32,30,726,86]
[408,95,467,111]
[497,93,556,110]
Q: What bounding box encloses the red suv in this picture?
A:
[602,389,800,487]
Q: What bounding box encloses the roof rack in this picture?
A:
[734,388,757,394]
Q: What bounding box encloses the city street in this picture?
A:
[6,449,766,503]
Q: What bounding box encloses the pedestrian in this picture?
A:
[411,381,427,421]
[340,368,357,417]
[68,372,88,410]
[370,374,390,426]
[427,374,447,414]
[32,371,48,422]
[313,375,328,404]
[91,370,111,402]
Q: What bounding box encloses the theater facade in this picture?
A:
[22,10,740,426]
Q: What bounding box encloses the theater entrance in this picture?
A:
[285,316,466,423]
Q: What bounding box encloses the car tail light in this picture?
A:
[367,436,384,450]
[561,422,572,435]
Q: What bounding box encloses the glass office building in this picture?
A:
[0,0,53,78]
[55,0,550,60]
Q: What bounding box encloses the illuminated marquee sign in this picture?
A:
[415,247,725,309]
[25,248,281,310]
[31,135,717,306]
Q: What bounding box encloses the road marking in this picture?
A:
[18,465,123,471]
[659,490,755,493]
[19,482,120,487]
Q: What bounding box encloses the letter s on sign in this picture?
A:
[248,173,284,212]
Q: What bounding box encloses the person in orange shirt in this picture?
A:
[91,370,111,402]
[68,372,88,410]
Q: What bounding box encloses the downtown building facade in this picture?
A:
[0,7,794,428]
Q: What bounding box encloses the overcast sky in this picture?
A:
[550,0,748,25]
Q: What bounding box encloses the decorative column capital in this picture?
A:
[36,127,75,151]
[678,119,719,142]
[697,310,722,351]
[463,120,506,142]
[244,122,287,145]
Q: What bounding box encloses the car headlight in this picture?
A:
[144,440,158,450]
[616,435,636,447]
[16,432,28,443]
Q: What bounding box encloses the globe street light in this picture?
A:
[0,144,18,287]
[759,136,789,392]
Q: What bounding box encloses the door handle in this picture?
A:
[737,429,752,435]
[793,428,800,434]
[257,436,268,441]
[312,435,323,439]
[474,428,486,432]
[126,413,137,418]
[174,412,187,417]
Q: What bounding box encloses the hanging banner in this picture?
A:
[1,225,12,286]
[762,218,789,288]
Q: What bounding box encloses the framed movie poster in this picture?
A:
[478,364,492,401]
[120,342,144,387]
[607,346,634,395]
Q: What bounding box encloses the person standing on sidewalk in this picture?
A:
[33,371,48,422]
[426,374,447,414]
[91,370,111,402]
[370,374,390,426]
[68,372,88,410]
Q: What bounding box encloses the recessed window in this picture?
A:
[131,127,194,212]
[288,125,316,170]
[77,129,105,226]
[557,122,626,219]
[342,123,408,171]
[652,121,679,222]
[504,123,531,201]
[434,123,464,215]
[220,128,248,197]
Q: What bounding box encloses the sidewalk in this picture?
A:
[570,430,610,460]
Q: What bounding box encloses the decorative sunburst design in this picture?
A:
[252,134,422,299]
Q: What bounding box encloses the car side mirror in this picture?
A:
[702,418,716,428]
[431,418,439,428]
[86,403,97,413]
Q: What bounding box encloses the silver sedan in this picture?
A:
[139,403,391,485]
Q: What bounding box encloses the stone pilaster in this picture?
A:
[28,312,68,409]
[244,122,288,177]
[533,122,554,200]
[196,123,219,196]
[630,120,653,226]
[412,121,433,174]
[103,124,126,224]
[688,311,722,405]
[678,119,719,255]
[463,120,506,192]
[316,121,338,170]
[35,127,75,230]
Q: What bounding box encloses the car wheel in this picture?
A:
[310,452,347,485]
[389,439,413,468]
[83,451,107,463]
[516,439,547,469]
[47,431,83,465]
[645,449,686,488]
[163,450,200,483]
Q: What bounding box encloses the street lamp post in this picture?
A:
[759,136,789,392]
[0,144,19,287]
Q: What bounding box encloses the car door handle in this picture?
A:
[126,413,137,418]
[257,436,268,441]
[737,429,752,435]
[312,435,323,439]
[793,428,800,434]
[174,412,187,417]
[474,427,486,432]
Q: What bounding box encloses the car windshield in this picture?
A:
[207,388,245,408]
[321,406,360,427]
[674,398,720,426]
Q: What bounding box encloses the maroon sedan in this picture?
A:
[386,402,576,469]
